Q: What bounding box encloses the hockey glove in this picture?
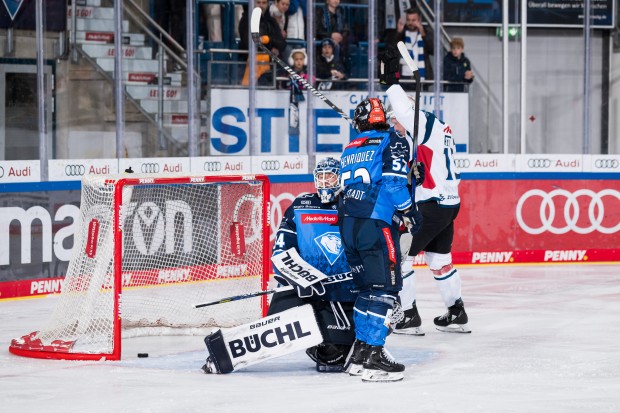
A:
[274,273,326,298]
[401,206,423,235]
[379,45,401,86]
[412,162,425,186]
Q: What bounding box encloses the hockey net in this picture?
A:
[9,174,270,360]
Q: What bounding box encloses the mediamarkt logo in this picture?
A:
[301,214,338,224]
[0,200,194,266]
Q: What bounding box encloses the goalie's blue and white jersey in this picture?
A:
[339,130,413,224]
[272,193,356,302]
[386,84,461,207]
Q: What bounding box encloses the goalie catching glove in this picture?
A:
[271,248,328,298]
[379,45,401,86]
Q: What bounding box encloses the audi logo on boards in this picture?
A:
[594,159,619,169]
[261,160,281,171]
[516,188,620,235]
[141,163,160,173]
[454,159,470,169]
[0,166,4,178]
[65,164,86,176]
[204,161,222,172]
[527,159,552,168]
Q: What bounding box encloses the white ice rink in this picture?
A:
[2,263,619,413]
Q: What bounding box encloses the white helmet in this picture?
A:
[313,157,342,203]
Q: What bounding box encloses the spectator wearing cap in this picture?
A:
[316,38,347,90]
[443,37,474,92]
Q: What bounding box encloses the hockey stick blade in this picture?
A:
[397,41,419,77]
[249,7,353,127]
[194,286,293,308]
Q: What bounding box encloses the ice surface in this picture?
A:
[2,264,620,413]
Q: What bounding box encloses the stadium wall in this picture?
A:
[0,154,618,300]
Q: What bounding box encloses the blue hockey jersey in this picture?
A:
[272,193,356,303]
[339,130,413,224]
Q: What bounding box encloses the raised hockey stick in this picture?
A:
[396,41,421,160]
[249,7,354,127]
[194,286,293,309]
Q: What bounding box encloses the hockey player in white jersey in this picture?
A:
[380,46,470,334]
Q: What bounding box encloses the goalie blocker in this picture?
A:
[202,305,323,374]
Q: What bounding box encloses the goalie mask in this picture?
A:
[353,98,389,132]
[314,157,342,203]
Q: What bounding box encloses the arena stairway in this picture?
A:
[68,0,206,155]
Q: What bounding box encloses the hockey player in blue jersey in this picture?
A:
[338,98,423,382]
[269,157,358,372]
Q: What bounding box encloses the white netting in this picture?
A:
[10,174,268,357]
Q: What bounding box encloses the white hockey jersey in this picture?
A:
[386,85,461,207]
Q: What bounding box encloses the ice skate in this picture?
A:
[361,346,405,382]
[344,339,368,376]
[393,304,425,336]
[306,343,349,373]
[434,298,471,333]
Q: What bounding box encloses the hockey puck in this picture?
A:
[137,353,149,358]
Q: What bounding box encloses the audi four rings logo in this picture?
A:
[0,166,4,178]
[65,164,86,176]
[204,161,222,172]
[527,159,552,168]
[594,159,619,169]
[516,189,620,235]
[141,163,160,173]
[454,159,470,169]
[261,160,281,171]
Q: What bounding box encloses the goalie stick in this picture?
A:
[194,286,293,309]
[249,7,354,127]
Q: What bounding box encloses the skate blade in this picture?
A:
[436,323,471,333]
[361,369,404,383]
[393,327,425,336]
[316,363,344,373]
[346,363,365,376]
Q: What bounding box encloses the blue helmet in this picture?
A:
[313,157,342,203]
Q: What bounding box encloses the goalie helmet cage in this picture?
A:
[9,174,271,361]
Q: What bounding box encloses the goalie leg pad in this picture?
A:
[203,304,324,374]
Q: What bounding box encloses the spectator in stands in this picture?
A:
[279,47,309,89]
[201,3,222,42]
[238,0,286,56]
[443,37,474,92]
[239,0,287,86]
[384,8,434,85]
[287,0,306,40]
[315,0,349,59]
[270,0,290,42]
[316,38,347,90]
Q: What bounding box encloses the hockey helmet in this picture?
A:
[353,98,389,132]
[313,157,342,203]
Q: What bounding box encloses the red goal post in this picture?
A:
[9,174,271,361]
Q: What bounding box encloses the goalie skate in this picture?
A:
[434,298,471,334]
